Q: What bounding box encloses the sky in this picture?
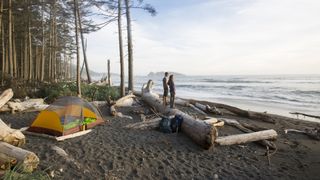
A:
[85,0,320,76]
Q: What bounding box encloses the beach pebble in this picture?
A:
[214,174,219,179]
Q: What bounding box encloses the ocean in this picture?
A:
[99,74,320,122]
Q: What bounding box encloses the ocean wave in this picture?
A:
[201,79,272,84]
[292,90,320,96]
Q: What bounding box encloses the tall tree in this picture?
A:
[8,0,13,76]
[117,0,125,97]
[77,3,91,83]
[125,0,134,92]
[74,0,81,97]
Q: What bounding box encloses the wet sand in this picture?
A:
[1,99,320,179]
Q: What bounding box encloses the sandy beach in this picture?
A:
[1,98,320,180]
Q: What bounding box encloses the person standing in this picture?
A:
[162,72,169,106]
[168,74,176,108]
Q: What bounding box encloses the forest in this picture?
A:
[0,0,155,100]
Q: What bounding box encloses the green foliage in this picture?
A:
[36,82,120,103]
[3,164,50,180]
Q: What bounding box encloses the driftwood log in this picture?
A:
[215,129,277,146]
[285,128,320,140]
[220,118,276,149]
[194,102,222,115]
[189,100,275,124]
[0,119,25,147]
[0,89,13,109]
[110,94,135,116]
[7,99,48,113]
[0,142,39,172]
[141,80,217,149]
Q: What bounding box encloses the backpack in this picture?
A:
[170,115,183,133]
[159,117,172,133]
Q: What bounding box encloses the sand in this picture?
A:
[1,99,320,180]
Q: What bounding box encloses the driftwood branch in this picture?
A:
[285,128,320,140]
[215,129,278,146]
[289,112,320,120]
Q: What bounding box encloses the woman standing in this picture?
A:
[167,75,176,108]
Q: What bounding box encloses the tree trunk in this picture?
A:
[0,118,25,147]
[125,117,162,130]
[141,80,217,149]
[118,0,125,97]
[28,2,33,81]
[74,0,81,97]
[40,0,45,81]
[215,129,277,146]
[107,59,111,85]
[0,89,13,109]
[8,0,13,76]
[125,0,134,92]
[0,142,39,173]
[77,5,91,83]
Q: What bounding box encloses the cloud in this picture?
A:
[87,0,320,75]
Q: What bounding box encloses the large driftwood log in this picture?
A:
[215,129,277,146]
[220,118,276,149]
[0,142,39,172]
[0,119,25,147]
[0,89,13,109]
[141,80,217,149]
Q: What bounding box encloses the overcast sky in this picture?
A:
[86,0,320,76]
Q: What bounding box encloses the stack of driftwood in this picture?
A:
[111,80,278,150]
[0,119,39,173]
[0,89,40,174]
[0,89,48,114]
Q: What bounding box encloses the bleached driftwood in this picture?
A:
[0,142,39,172]
[215,129,277,146]
[220,118,276,149]
[56,130,92,141]
[141,80,217,149]
[7,98,47,113]
[0,119,25,147]
[110,94,135,116]
[196,101,275,124]
[188,104,207,116]
[0,89,13,109]
[22,130,57,140]
[285,128,320,140]
[124,118,162,130]
[194,102,222,115]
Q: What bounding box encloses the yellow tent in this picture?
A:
[28,96,104,136]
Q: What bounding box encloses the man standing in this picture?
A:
[162,72,169,106]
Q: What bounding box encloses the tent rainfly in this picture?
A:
[28,96,104,136]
